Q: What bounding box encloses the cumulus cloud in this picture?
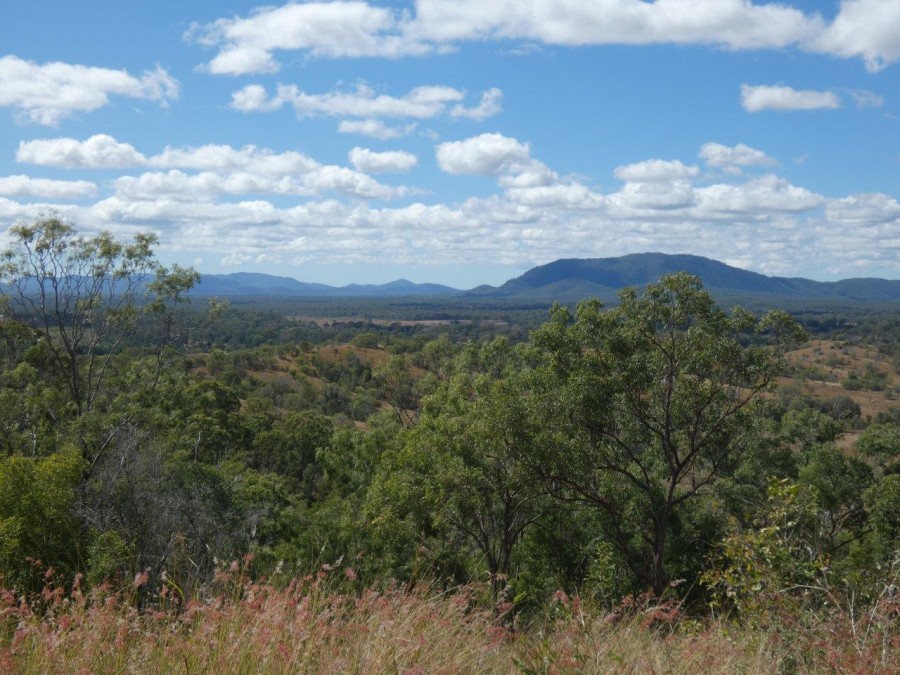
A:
[116,145,406,201]
[700,143,777,170]
[436,133,531,175]
[741,84,841,112]
[1,138,898,281]
[13,137,412,201]
[608,160,697,211]
[693,174,824,214]
[113,167,404,202]
[614,159,699,182]
[0,55,179,125]
[812,0,900,72]
[147,143,319,174]
[337,119,416,139]
[187,1,427,75]
[231,82,501,122]
[188,1,900,73]
[349,147,418,173]
[450,88,503,121]
[16,134,147,168]
[411,0,821,49]
[825,192,900,225]
[0,175,96,199]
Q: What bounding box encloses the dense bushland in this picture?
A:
[1,219,898,670]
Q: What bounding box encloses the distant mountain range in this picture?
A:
[189,254,900,303]
[192,272,460,298]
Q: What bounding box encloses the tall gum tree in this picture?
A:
[0,216,199,466]
[529,272,806,595]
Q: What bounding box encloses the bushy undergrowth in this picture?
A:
[2,562,896,674]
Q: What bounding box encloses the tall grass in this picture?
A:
[2,564,897,673]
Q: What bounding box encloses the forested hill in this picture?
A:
[469,253,900,303]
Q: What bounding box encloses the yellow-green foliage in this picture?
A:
[703,479,827,622]
[0,449,84,592]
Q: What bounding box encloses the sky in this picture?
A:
[0,0,899,288]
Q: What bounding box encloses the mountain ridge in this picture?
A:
[474,253,900,302]
[186,253,900,302]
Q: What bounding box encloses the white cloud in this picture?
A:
[337,119,416,139]
[228,84,280,112]
[411,0,822,49]
[349,147,418,173]
[221,251,252,267]
[825,192,900,225]
[450,88,503,121]
[614,159,699,182]
[188,1,427,75]
[231,82,500,122]
[0,175,96,199]
[9,140,410,202]
[0,55,179,125]
[693,174,824,214]
[190,1,900,74]
[16,134,147,168]
[140,143,407,200]
[1,139,898,281]
[700,142,777,169]
[505,183,603,209]
[436,133,531,175]
[741,84,841,112]
[191,0,831,71]
[114,166,403,202]
[607,166,696,211]
[812,0,900,72]
[846,89,884,109]
[147,143,319,174]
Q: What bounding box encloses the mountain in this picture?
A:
[6,255,899,305]
[191,273,460,297]
[468,253,900,303]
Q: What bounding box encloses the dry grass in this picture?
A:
[3,567,897,674]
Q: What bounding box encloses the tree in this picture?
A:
[0,216,198,462]
[374,355,420,427]
[529,273,806,595]
[369,338,548,591]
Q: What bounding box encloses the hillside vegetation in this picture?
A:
[1,220,898,672]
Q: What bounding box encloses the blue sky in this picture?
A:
[0,1,898,288]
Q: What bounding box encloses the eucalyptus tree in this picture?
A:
[369,337,549,591]
[529,273,806,595]
[0,215,198,463]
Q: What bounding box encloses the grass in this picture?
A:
[2,564,897,674]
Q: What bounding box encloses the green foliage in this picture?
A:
[0,449,85,591]
[86,530,134,587]
[857,424,900,472]
[0,216,198,425]
[369,338,548,590]
[1,221,896,650]
[703,479,827,622]
[529,273,806,594]
[250,411,331,496]
[864,474,900,560]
